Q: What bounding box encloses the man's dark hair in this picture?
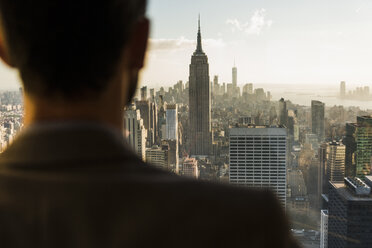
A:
[0,0,147,98]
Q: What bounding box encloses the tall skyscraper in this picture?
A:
[162,139,179,172]
[344,116,372,178]
[311,100,325,141]
[326,141,345,184]
[232,64,237,87]
[212,75,219,97]
[189,17,212,156]
[150,101,158,145]
[340,81,346,98]
[136,100,150,130]
[140,86,147,101]
[149,88,155,101]
[320,209,329,248]
[124,109,147,161]
[157,95,166,140]
[328,179,372,248]
[229,126,287,206]
[319,143,329,205]
[278,98,288,126]
[136,100,157,146]
[165,103,178,140]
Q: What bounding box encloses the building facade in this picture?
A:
[165,103,178,140]
[189,17,212,156]
[311,100,325,141]
[162,139,179,172]
[136,100,157,146]
[344,116,372,178]
[319,143,329,205]
[140,86,147,101]
[182,157,199,179]
[157,95,166,141]
[279,98,288,127]
[327,141,346,184]
[145,145,169,170]
[320,209,328,248]
[124,109,147,161]
[328,179,372,248]
[229,126,287,206]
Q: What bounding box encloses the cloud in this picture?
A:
[226,9,272,35]
[148,37,225,52]
[149,37,194,51]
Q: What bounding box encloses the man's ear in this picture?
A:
[0,26,14,67]
[128,17,150,69]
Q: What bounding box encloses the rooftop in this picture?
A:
[344,177,371,196]
[332,183,372,202]
[230,126,287,136]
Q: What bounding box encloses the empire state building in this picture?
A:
[189,17,212,156]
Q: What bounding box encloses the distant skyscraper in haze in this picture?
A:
[189,16,212,156]
[232,64,237,87]
[149,88,155,101]
[344,116,372,178]
[212,75,221,97]
[140,86,147,101]
[312,100,325,141]
[278,98,288,126]
[340,81,346,98]
[229,126,287,206]
[243,83,253,95]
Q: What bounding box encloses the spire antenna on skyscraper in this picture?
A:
[198,14,200,30]
[195,14,204,55]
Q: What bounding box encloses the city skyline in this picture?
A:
[1,1,372,247]
[1,1,372,91]
[142,0,372,88]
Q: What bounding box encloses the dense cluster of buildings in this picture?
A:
[339,81,371,101]
[318,116,372,247]
[121,18,372,247]
[0,90,23,152]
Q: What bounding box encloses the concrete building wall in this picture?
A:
[229,127,287,207]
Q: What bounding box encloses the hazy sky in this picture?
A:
[1,0,372,90]
[141,0,372,89]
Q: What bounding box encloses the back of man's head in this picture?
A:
[0,0,147,98]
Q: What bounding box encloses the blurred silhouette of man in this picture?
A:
[0,1,300,247]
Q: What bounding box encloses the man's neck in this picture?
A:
[23,92,124,132]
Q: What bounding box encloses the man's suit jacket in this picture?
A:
[0,124,300,248]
